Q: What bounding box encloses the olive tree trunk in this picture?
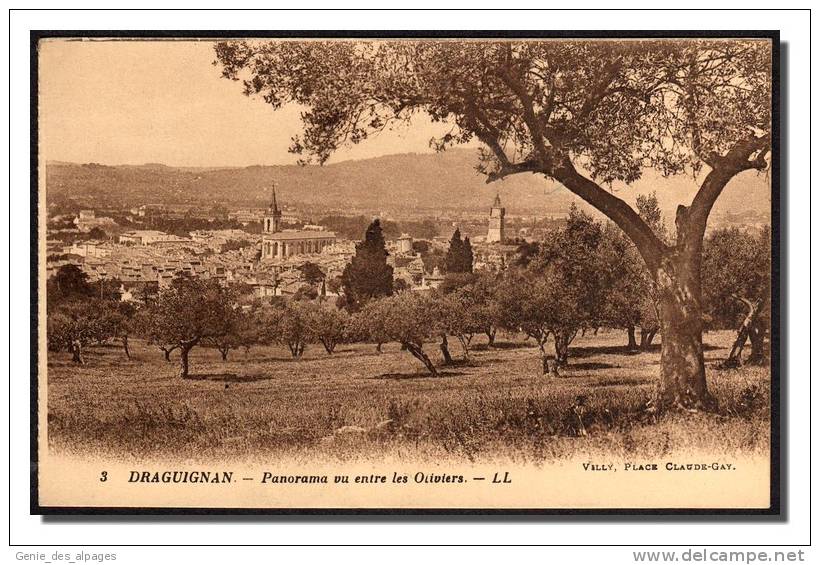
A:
[439,334,454,365]
[161,345,177,362]
[320,337,336,354]
[553,330,575,366]
[456,334,472,360]
[748,318,768,365]
[730,295,768,368]
[654,243,715,410]
[288,341,305,358]
[539,345,559,378]
[178,347,191,379]
[626,325,637,350]
[640,328,657,350]
[405,342,438,376]
[177,338,199,379]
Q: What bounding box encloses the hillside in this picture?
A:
[45,148,771,220]
[46,149,563,212]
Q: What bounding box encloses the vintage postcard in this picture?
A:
[33,32,778,513]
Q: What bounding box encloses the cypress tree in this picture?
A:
[445,228,474,273]
[340,218,394,312]
[462,237,474,273]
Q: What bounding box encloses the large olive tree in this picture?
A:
[215,38,772,410]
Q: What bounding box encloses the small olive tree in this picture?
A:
[47,299,117,364]
[267,301,315,358]
[435,284,489,360]
[305,303,350,354]
[367,293,441,375]
[142,277,238,378]
[702,226,771,367]
[349,298,392,354]
[498,269,581,373]
[203,308,258,361]
[502,206,610,370]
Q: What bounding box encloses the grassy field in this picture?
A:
[46,329,771,464]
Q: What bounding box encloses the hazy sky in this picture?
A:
[37,38,770,219]
[38,39,455,167]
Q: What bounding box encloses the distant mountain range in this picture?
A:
[45,148,771,220]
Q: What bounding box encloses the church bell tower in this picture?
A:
[263,182,282,234]
[487,193,506,243]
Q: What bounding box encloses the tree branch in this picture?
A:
[489,54,666,269]
[730,293,759,313]
[577,57,623,119]
[485,159,542,183]
[463,100,514,172]
[551,159,667,269]
[687,133,771,241]
[497,63,551,164]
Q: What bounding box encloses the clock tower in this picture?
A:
[487,193,506,243]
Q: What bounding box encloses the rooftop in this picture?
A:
[121,230,170,237]
[263,230,337,241]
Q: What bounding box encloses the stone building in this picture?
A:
[396,233,414,254]
[119,230,186,246]
[260,183,336,261]
[74,209,118,233]
[422,266,446,289]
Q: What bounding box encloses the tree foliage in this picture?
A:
[435,289,486,359]
[141,277,238,378]
[348,298,391,353]
[202,308,259,360]
[47,265,121,306]
[499,206,610,367]
[305,303,350,354]
[298,262,326,285]
[47,264,134,362]
[47,299,122,364]
[598,222,656,349]
[216,40,766,177]
[438,271,503,348]
[259,301,315,358]
[362,293,441,375]
[702,226,771,365]
[702,227,771,328]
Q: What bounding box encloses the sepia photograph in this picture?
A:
[33,32,778,513]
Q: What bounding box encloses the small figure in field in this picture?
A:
[71,339,85,365]
[564,395,588,437]
[542,354,560,377]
